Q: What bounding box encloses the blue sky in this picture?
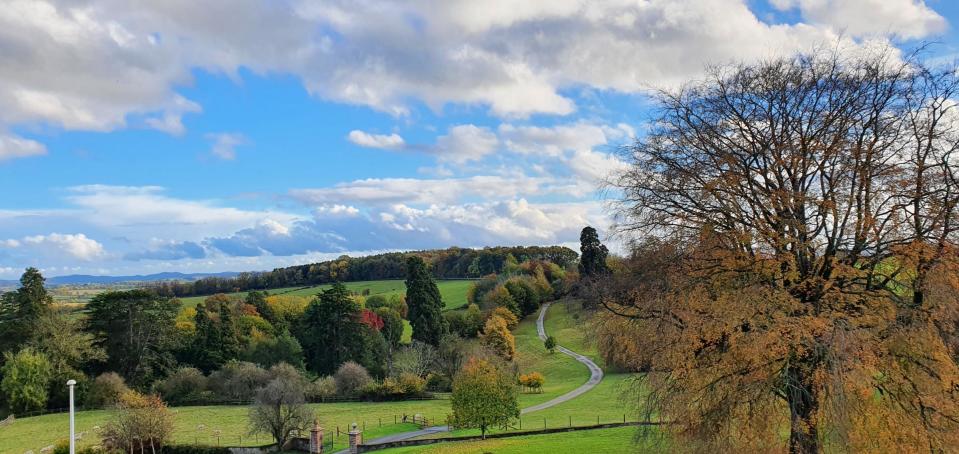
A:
[0,0,957,278]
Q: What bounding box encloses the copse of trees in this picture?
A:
[609,49,959,452]
[152,246,578,298]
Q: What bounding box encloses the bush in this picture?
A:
[334,361,371,396]
[86,372,130,408]
[518,372,545,393]
[490,307,518,330]
[360,373,427,400]
[157,367,207,405]
[306,376,337,401]
[425,373,451,392]
[101,392,174,453]
[0,348,52,413]
[268,362,307,388]
[365,294,389,310]
[207,361,270,401]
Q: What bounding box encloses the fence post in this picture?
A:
[623,414,626,423]
[569,416,571,428]
[544,417,546,429]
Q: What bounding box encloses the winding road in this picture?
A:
[335,301,604,452]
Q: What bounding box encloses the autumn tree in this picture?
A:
[0,348,51,413]
[611,49,959,453]
[450,357,519,438]
[101,391,175,453]
[405,256,447,346]
[481,315,516,361]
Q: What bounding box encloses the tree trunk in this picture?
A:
[787,366,820,454]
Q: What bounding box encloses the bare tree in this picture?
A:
[611,47,959,453]
[248,377,315,449]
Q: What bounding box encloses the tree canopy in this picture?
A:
[610,49,959,453]
[405,256,447,346]
[450,357,519,438]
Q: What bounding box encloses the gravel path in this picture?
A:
[334,301,604,453]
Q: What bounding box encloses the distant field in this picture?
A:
[178,279,473,311]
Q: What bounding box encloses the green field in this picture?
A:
[179,279,473,311]
[379,426,657,453]
[0,298,647,453]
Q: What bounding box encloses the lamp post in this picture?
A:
[67,379,76,454]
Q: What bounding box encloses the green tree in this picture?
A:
[544,336,557,353]
[29,312,106,408]
[246,330,306,370]
[450,357,519,438]
[405,256,447,346]
[0,268,53,352]
[578,226,610,278]
[298,282,364,375]
[504,278,540,317]
[375,307,404,348]
[1,348,52,413]
[85,290,179,386]
[245,290,276,327]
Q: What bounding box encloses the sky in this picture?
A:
[0,0,957,279]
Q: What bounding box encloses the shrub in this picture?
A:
[157,367,207,405]
[86,372,130,408]
[268,362,307,388]
[101,391,174,453]
[392,342,437,378]
[244,330,305,369]
[365,294,389,310]
[306,376,337,401]
[360,373,427,400]
[334,361,371,396]
[425,373,451,392]
[518,372,545,393]
[207,361,270,401]
[490,307,519,330]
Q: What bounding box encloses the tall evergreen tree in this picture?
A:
[405,256,446,346]
[578,226,610,278]
[0,268,54,353]
[297,282,364,375]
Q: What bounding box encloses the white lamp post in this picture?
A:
[67,379,76,454]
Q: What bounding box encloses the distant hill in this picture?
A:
[24,271,242,286]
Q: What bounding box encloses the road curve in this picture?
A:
[335,301,603,452]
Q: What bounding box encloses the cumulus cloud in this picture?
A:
[207,133,246,160]
[15,233,105,260]
[432,124,499,164]
[291,175,554,206]
[770,0,947,39]
[0,0,929,161]
[348,130,406,150]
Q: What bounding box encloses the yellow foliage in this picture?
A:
[481,315,516,361]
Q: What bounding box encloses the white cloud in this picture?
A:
[432,124,499,164]
[21,233,105,260]
[314,204,360,217]
[291,175,553,206]
[207,133,246,160]
[0,134,47,161]
[0,0,927,149]
[348,130,405,149]
[499,123,608,157]
[771,0,947,39]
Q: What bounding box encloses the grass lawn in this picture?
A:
[178,279,473,311]
[378,426,664,453]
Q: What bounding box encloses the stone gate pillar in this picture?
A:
[310,420,323,453]
[348,422,362,454]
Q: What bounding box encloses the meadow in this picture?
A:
[178,279,473,311]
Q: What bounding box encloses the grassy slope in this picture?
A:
[179,279,473,311]
[381,300,658,453]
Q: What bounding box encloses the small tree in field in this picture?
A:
[544,336,556,353]
[518,372,545,393]
[0,348,51,413]
[101,391,174,454]
[248,377,314,448]
[450,358,519,438]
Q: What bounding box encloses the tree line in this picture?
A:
[150,246,578,298]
